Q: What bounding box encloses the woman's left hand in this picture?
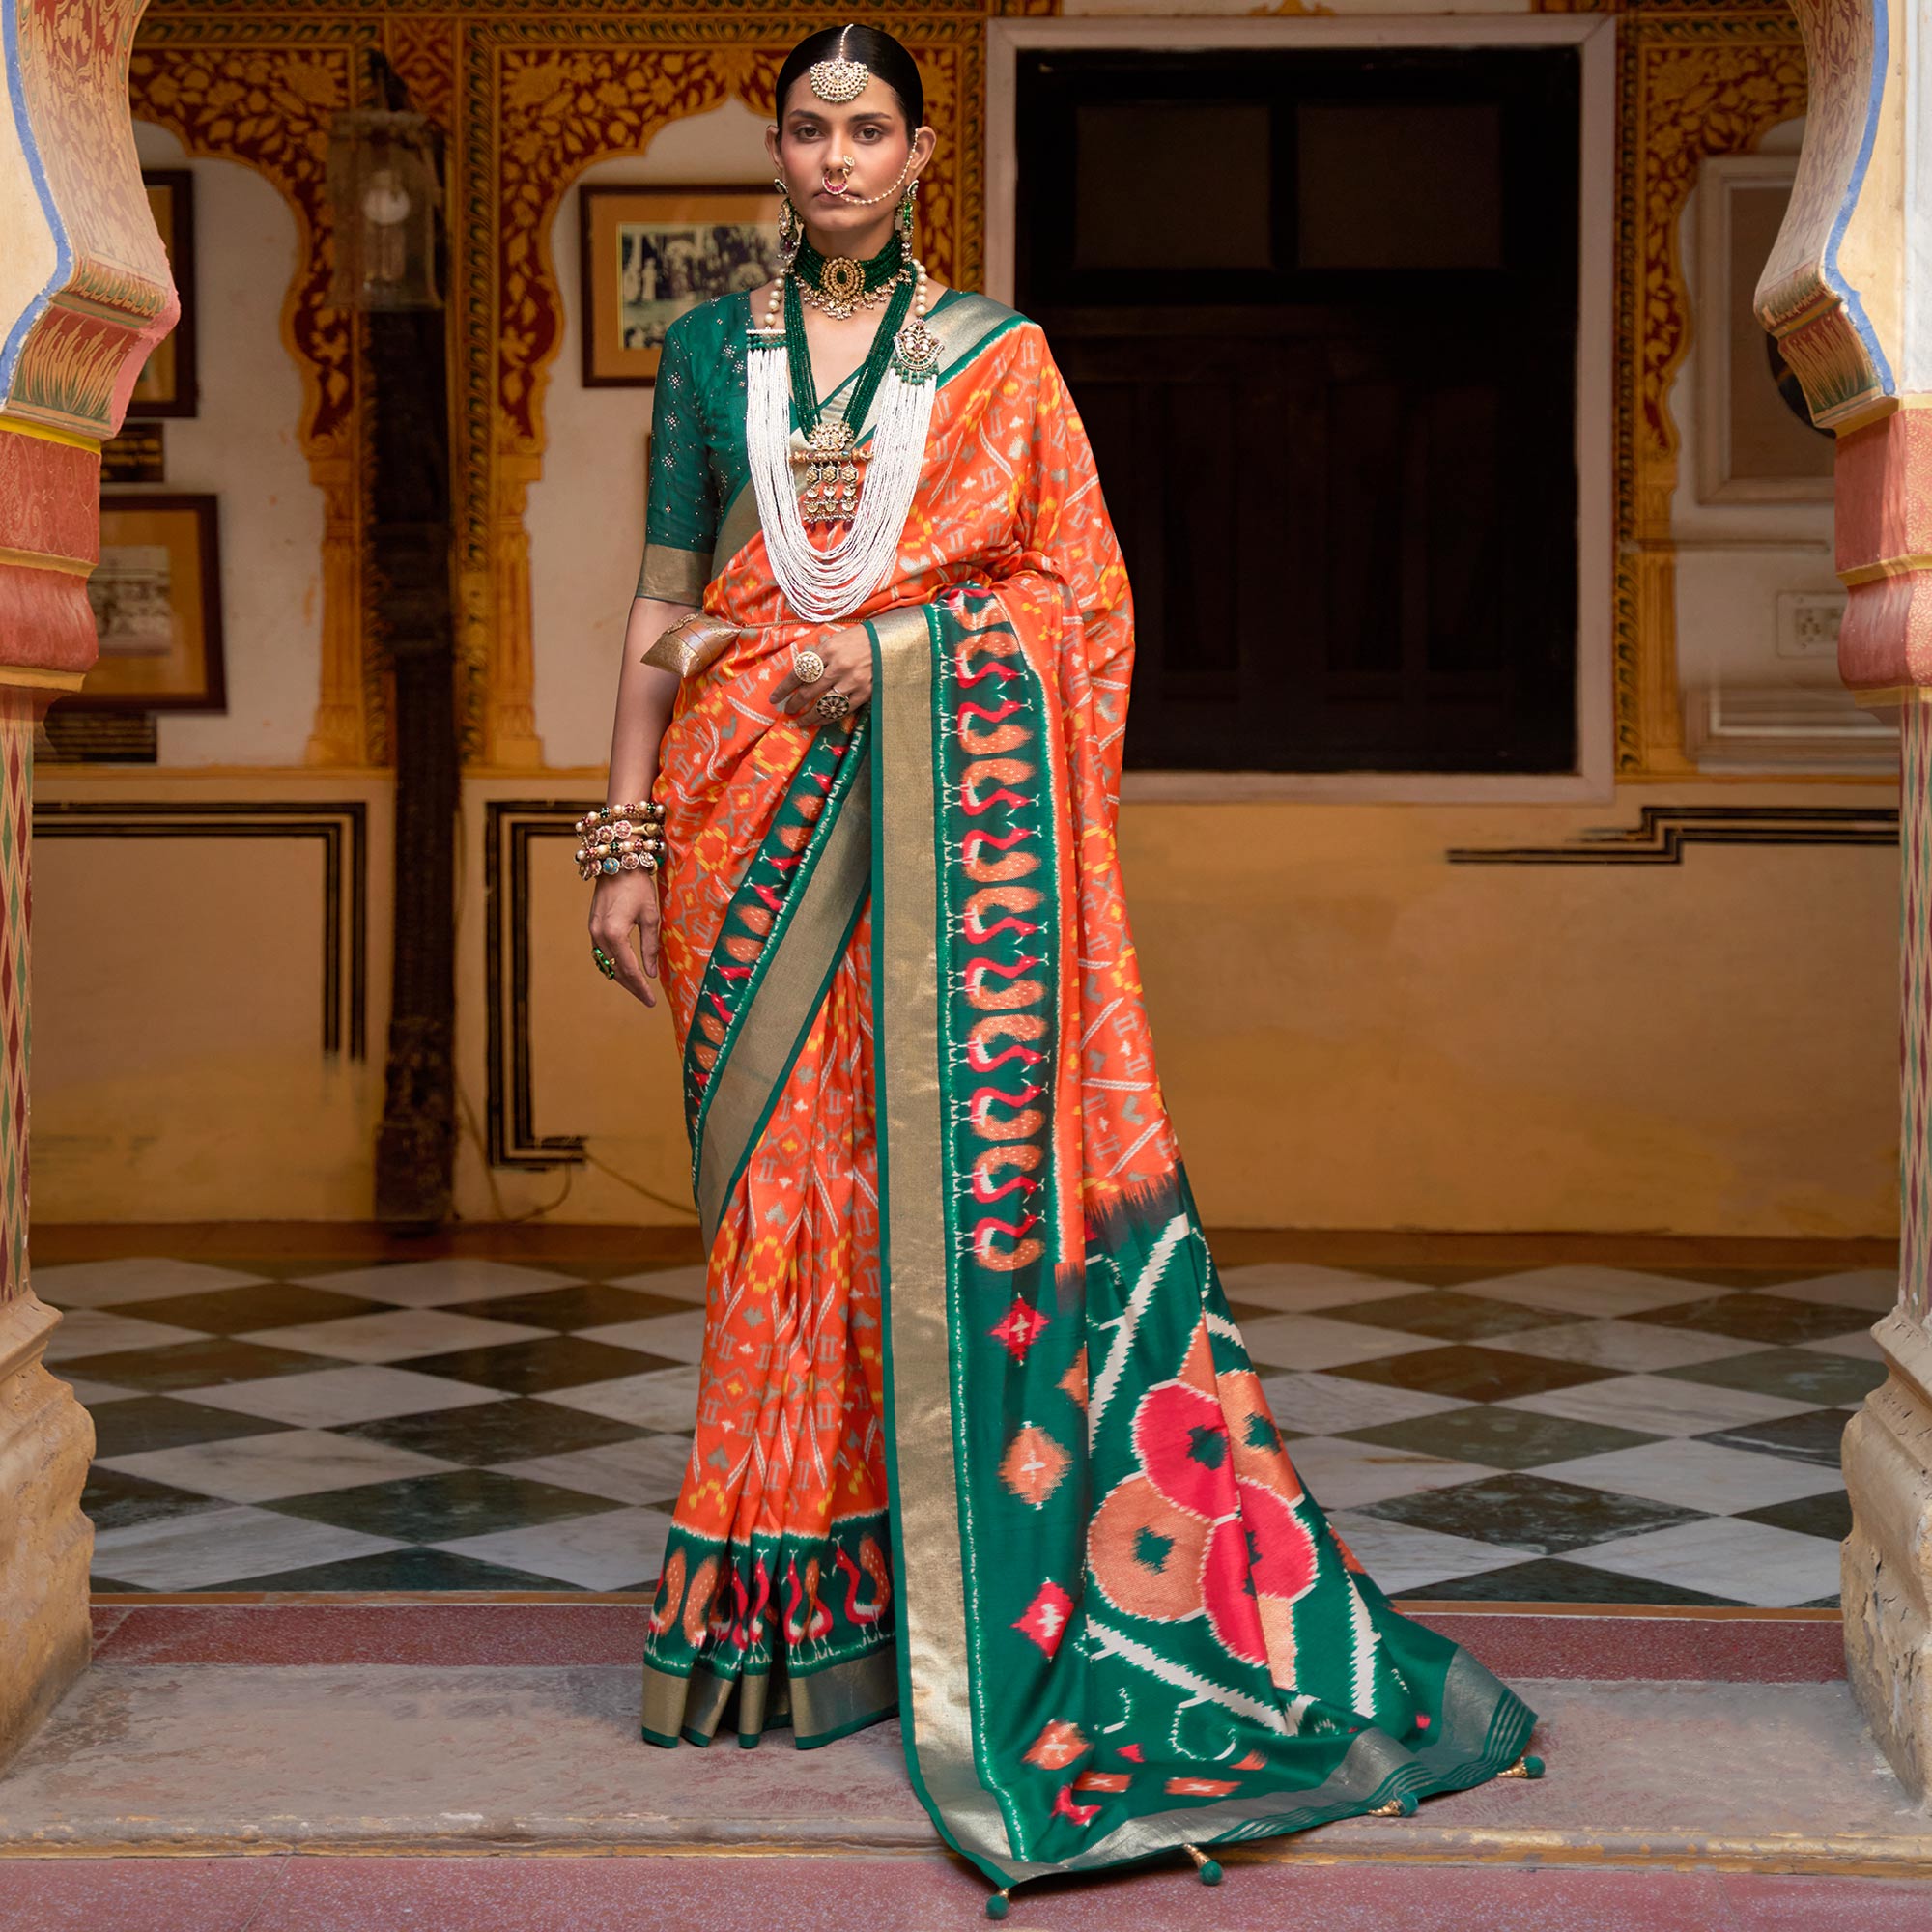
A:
[770,624,872,723]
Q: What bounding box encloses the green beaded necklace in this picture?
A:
[783,261,915,440]
[792,232,904,312]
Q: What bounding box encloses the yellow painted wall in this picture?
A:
[32,776,392,1221]
[31,778,1896,1239]
[444,777,1899,1238]
[1123,791,1896,1236]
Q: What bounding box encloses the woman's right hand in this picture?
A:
[589,868,663,1008]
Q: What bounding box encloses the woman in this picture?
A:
[587,22,1541,1910]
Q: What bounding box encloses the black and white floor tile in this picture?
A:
[45,1255,1885,1604]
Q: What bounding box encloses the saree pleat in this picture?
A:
[638,292,1537,1878]
[642,852,896,1747]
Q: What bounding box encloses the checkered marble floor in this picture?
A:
[44,1255,1886,1604]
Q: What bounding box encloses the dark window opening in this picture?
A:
[1016,48,1581,775]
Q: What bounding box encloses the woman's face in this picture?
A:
[767,71,933,242]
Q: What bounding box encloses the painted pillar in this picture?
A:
[0,0,173,1765]
[1761,0,1932,1795]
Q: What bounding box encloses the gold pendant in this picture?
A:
[817,255,865,313]
[795,418,862,525]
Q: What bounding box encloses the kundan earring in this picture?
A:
[896,181,919,266]
[775,176,801,255]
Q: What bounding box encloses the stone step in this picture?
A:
[1,1662,1924,1871]
[4,1602,1921,1911]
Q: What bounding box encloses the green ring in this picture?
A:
[591,945,616,980]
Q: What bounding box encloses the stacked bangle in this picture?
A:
[575,800,668,882]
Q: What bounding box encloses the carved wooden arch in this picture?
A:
[125,28,388,764]
[1615,11,1809,772]
[460,14,982,766]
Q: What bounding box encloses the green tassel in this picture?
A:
[1522,1753,1545,1779]
[1184,1843,1223,1886]
[984,1892,1009,1920]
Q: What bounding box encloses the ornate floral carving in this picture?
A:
[1634,37,1809,466]
[384,15,458,132]
[496,48,739,447]
[127,43,359,459]
[1614,15,1809,771]
[128,26,384,762]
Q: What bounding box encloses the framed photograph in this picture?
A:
[581,184,785,385]
[78,494,226,712]
[128,170,198,418]
[101,420,165,484]
[1695,156,1833,504]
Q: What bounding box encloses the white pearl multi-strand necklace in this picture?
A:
[745,246,942,625]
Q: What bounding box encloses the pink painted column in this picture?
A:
[0,0,174,1764]
[1835,414,1932,1322]
[1761,0,1932,1797]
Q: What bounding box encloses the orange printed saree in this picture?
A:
[637,290,1537,1889]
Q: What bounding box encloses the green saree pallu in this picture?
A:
[639,292,1540,1892]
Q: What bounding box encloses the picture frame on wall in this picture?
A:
[78,494,226,712]
[128,169,198,418]
[1694,155,1833,504]
[580,184,785,385]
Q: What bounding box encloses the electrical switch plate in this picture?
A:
[1776,592,1846,660]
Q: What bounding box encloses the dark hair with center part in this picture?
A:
[773,22,925,134]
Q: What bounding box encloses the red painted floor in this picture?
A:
[87,1599,1847,1681]
[2,1856,1929,1932]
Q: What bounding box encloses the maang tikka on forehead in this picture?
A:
[809,57,869,104]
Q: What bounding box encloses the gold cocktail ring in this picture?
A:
[792,648,826,685]
[815,689,852,722]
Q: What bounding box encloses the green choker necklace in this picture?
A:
[791,233,907,320]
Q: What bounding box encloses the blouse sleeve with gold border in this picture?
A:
[635,311,715,606]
